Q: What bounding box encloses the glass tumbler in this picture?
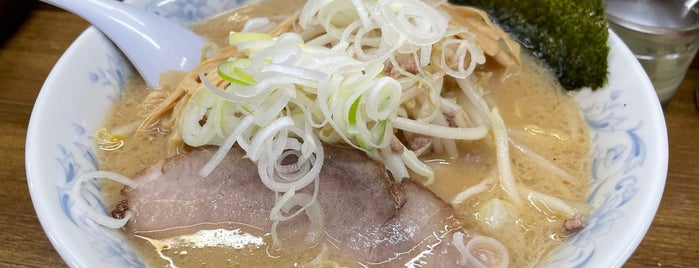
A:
[606,0,699,106]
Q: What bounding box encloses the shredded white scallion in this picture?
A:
[177,0,493,203]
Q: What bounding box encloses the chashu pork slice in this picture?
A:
[113,145,464,265]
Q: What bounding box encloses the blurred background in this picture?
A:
[0,0,35,43]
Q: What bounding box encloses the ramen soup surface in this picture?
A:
[98,0,591,267]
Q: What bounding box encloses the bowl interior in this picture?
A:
[26,1,668,267]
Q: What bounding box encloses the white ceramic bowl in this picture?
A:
[26,0,668,267]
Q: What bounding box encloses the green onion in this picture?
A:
[356,136,370,150]
[229,32,273,45]
[217,59,256,86]
[371,119,388,145]
[348,97,361,125]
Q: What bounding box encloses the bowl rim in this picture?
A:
[25,1,669,267]
[602,32,669,268]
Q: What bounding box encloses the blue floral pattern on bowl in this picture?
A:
[56,123,143,267]
[143,0,248,27]
[87,35,130,103]
[541,88,646,267]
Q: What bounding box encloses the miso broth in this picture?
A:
[98,0,592,267]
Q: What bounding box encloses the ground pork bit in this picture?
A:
[408,134,433,156]
[560,213,585,237]
[463,152,483,164]
[111,199,129,219]
[383,56,418,79]
[444,111,458,127]
[390,136,405,154]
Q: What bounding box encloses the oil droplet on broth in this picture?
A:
[135,223,270,267]
[134,222,334,267]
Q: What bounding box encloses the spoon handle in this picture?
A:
[41,0,206,86]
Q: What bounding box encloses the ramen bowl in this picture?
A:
[26,0,668,267]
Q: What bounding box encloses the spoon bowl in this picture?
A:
[41,0,206,86]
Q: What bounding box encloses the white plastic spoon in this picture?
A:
[41,0,206,86]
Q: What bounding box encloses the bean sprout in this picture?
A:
[491,108,522,206]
